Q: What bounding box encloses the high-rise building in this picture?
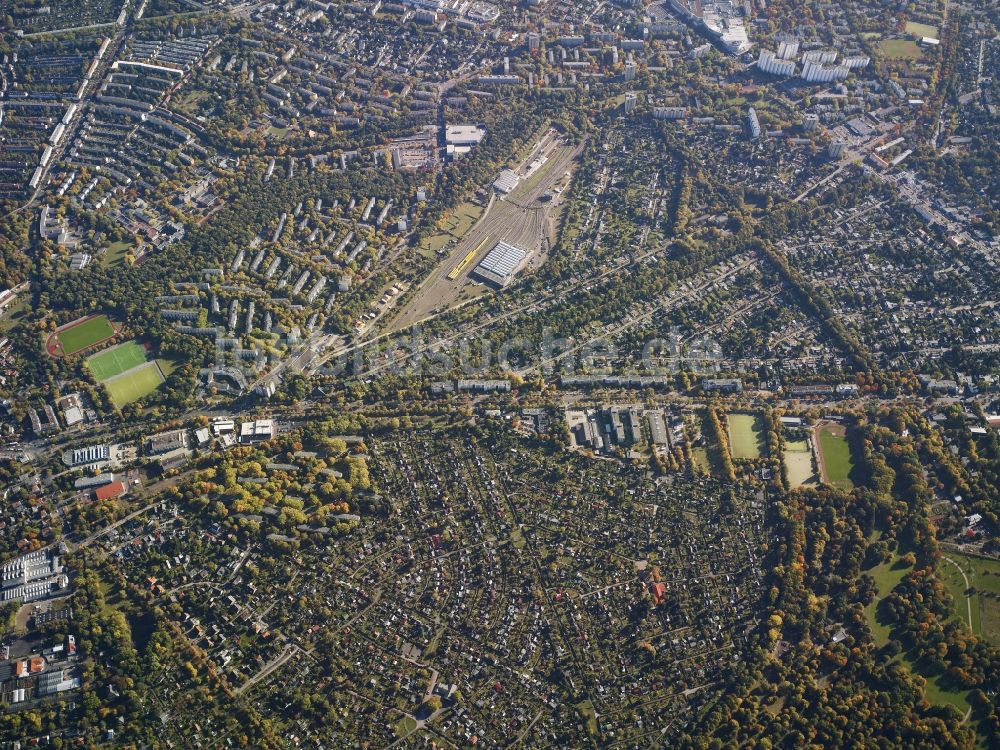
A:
[776,38,799,60]
[624,57,637,82]
[801,60,850,83]
[757,49,796,77]
[653,106,687,120]
[624,92,638,114]
[747,107,761,139]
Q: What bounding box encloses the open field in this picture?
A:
[576,700,598,736]
[816,424,854,488]
[905,21,939,39]
[864,549,971,712]
[101,240,134,267]
[48,314,116,356]
[864,553,913,646]
[879,39,924,60]
[0,297,30,333]
[783,439,815,487]
[87,341,148,381]
[417,201,485,260]
[728,413,765,459]
[105,361,166,408]
[938,552,1000,645]
[917,669,969,714]
[692,447,711,474]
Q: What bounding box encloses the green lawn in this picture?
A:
[418,201,484,257]
[864,550,972,713]
[937,556,980,637]
[576,700,598,736]
[728,413,765,460]
[449,202,483,236]
[56,315,115,355]
[905,21,939,39]
[784,439,815,487]
[0,297,30,333]
[819,427,854,488]
[879,39,924,60]
[101,240,134,267]
[918,667,970,714]
[392,715,417,738]
[938,552,1000,645]
[87,340,148,381]
[864,554,913,646]
[105,362,165,408]
[692,447,711,475]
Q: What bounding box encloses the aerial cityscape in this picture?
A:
[0,0,997,746]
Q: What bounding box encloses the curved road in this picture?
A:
[941,555,973,631]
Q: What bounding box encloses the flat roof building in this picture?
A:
[147,429,188,455]
[94,480,128,501]
[240,419,277,443]
[445,124,486,147]
[493,169,519,195]
[65,444,110,467]
[472,241,528,287]
[702,378,743,393]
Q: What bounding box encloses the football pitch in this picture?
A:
[55,315,115,355]
[87,341,148,381]
[728,413,765,459]
[105,362,166,408]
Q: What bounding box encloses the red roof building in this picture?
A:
[650,582,667,606]
[94,480,127,501]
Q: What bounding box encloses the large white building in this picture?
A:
[240,419,276,443]
[668,0,752,55]
[653,106,687,120]
[757,50,796,77]
[1,550,68,603]
[801,60,850,83]
[747,107,761,139]
[65,444,110,467]
[776,38,799,60]
[472,241,528,287]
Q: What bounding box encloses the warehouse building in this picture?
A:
[471,241,528,287]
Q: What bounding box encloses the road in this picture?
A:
[2,0,136,220]
[941,556,973,631]
[518,255,756,376]
[68,497,166,551]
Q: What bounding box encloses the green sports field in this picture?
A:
[819,426,854,487]
[728,413,765,460]
[87,341,148,381]
[905,21,938,39]
[56,315,115,355]
[879,39,924,60]
[105,362,166,408]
